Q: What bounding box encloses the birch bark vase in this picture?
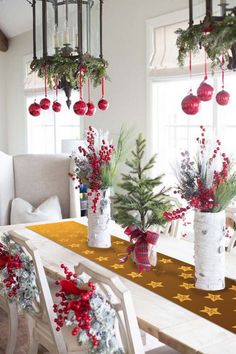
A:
[87,188,111,248]
[194,211,225,291]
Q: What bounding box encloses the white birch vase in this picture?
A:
[194,211,225,291]
[87,188,111,248]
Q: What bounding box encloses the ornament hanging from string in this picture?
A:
[86,78,96,116]
[52,78,62,113]
[73,66,88,116]
[40,65,51,110]
[28,70,41,117]
[197,50,214,102]
[98,77,109,111]
[181,51,200,115]
[216,56,230,106]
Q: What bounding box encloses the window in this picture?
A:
[24,58,82,154]
[147,10,236,185]
[150,73,236,184]
[26,90,82,154]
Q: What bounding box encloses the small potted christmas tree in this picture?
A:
[113,134,170,271]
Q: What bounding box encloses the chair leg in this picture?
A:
[28,340,39,354]
[6,302,18,354]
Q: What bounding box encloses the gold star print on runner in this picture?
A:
[179,282,195,290]
[200,307,221,317]
[204,294,224,302]
[173,294,192,302]
[178,266,193,272]
[26,221,236,335]
[147,281,164,288]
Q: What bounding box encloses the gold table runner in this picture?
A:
[27,221,236,334]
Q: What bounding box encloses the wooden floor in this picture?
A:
[0,308,28,354]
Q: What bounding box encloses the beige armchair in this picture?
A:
[0,152,80,227]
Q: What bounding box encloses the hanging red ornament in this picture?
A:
[216,56,230,106]
[40,97,51,110]
[181,93,200,115]
[73,100,88,115]
[98,98,109,111]
[52,101,62,112]
[197,49,213,102]
[28,102,41,117]
[52,78,61,112]
[40,65,51,110]
[86,78,96,116]
[181,51,200,115]
[98,77,109,111]
[197,82,214,101]
[216,90,230,106]
[73,67,88,116]
[86,102,96,116]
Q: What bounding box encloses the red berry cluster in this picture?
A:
[163,207,190,221]
[0,243,22,298]
[163,126,231,221]
[70,126,115,212]
[53,264,98,348]
[190,179,215,211]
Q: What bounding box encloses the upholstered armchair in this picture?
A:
[0,152,80,228]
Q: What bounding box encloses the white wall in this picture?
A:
[0,52,7,152]
[5,31,32,155]
[3,0,187,154]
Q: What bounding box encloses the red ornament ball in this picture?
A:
[98,98,109,111]
[197,82,214,102]
[28,102,41,117]
[40,97,51,110]
[52,101,62,113]
[73,100,88,115]
[216,90,230,106]
[181,93,200,115]
[86,102,96,116]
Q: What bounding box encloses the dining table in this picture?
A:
[4,217,236,354]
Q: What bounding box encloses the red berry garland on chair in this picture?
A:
[73,66,88,116]
[216,57,230,106]
[98,77,109,111]
[40,65,51,110]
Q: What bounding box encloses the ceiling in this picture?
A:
[0,0,32,38]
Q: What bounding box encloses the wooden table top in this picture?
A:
[6,218,236,354]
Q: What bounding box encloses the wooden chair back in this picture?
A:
[75,261,145,354]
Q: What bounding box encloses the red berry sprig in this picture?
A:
[53,264,98,348]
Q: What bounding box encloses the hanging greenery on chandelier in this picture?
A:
[176,15,236,68]
[30,54,109,90]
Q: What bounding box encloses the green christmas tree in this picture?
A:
[113,134,170,232]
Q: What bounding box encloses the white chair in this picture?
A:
[0,295,18,354]
[225,207,236,252]
[156,196,183,239]
[8,232,178,354]
[0,151,80,227]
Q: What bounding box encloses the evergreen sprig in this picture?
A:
[30,53,109,89]
[113,134,170,231]
[176,15,236,68]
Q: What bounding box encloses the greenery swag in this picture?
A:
[30,53,109,89]
[176,15,236,68]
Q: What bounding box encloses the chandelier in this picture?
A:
[27,0,109,117]
[176,0,236,69]
[176,0,236,115]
